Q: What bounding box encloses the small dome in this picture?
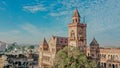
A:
[90,38,99,46]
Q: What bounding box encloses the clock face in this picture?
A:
[78,33,82,37]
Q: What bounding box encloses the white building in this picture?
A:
[0,41,7,51]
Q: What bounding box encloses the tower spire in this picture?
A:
[41,37,49,50]
[72,8,80,17]
[41,37,48,45]
[72,8,80,23]
[83,16,86,23]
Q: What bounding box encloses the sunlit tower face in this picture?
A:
[68,8,87,53]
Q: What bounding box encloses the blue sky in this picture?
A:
[0,0,120,46]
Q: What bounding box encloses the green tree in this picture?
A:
[7,42,20,52]
[28,45,35,49]
[7,45,14,52]
[53,46,96,68]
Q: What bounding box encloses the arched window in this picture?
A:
[88,53,89,56]
[71,30,75,38]
[43,45,48,50]
[78,31,82,40]
[78,32,82,37]
[40,48,42,51]
[76,19,77,22]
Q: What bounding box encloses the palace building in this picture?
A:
[39,9,120,68]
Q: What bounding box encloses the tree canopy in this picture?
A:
[28,45,35,49]
[7,42,19,52]
[53,46,97,68]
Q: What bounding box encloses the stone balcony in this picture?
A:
[107,60,120,63]
[42,60,51,65]
[43,51,51,57]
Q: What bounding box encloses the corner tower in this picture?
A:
[68,8,87,53]
[90,38,99,59]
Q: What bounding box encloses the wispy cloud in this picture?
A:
[23,4,46,13]
[0,1,7,10]
[49,11,71,17]
[0,24,41,44]
[0,30,22,44]
[0,30,20,35]
[21,23,41,35]
[1,0,120,45]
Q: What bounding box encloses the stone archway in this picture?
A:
[112,64,115,68]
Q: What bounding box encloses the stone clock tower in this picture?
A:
[68,8,87,53]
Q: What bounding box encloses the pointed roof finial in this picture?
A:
[41,37,48,45]
[72,8,80,17]
[83,16,86,23]
[90,37,99,46]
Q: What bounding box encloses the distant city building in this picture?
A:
[39,9,120,68]
[2,53,38,68]
[0,41,7,52]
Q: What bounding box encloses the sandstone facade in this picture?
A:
[39,9,120,68]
